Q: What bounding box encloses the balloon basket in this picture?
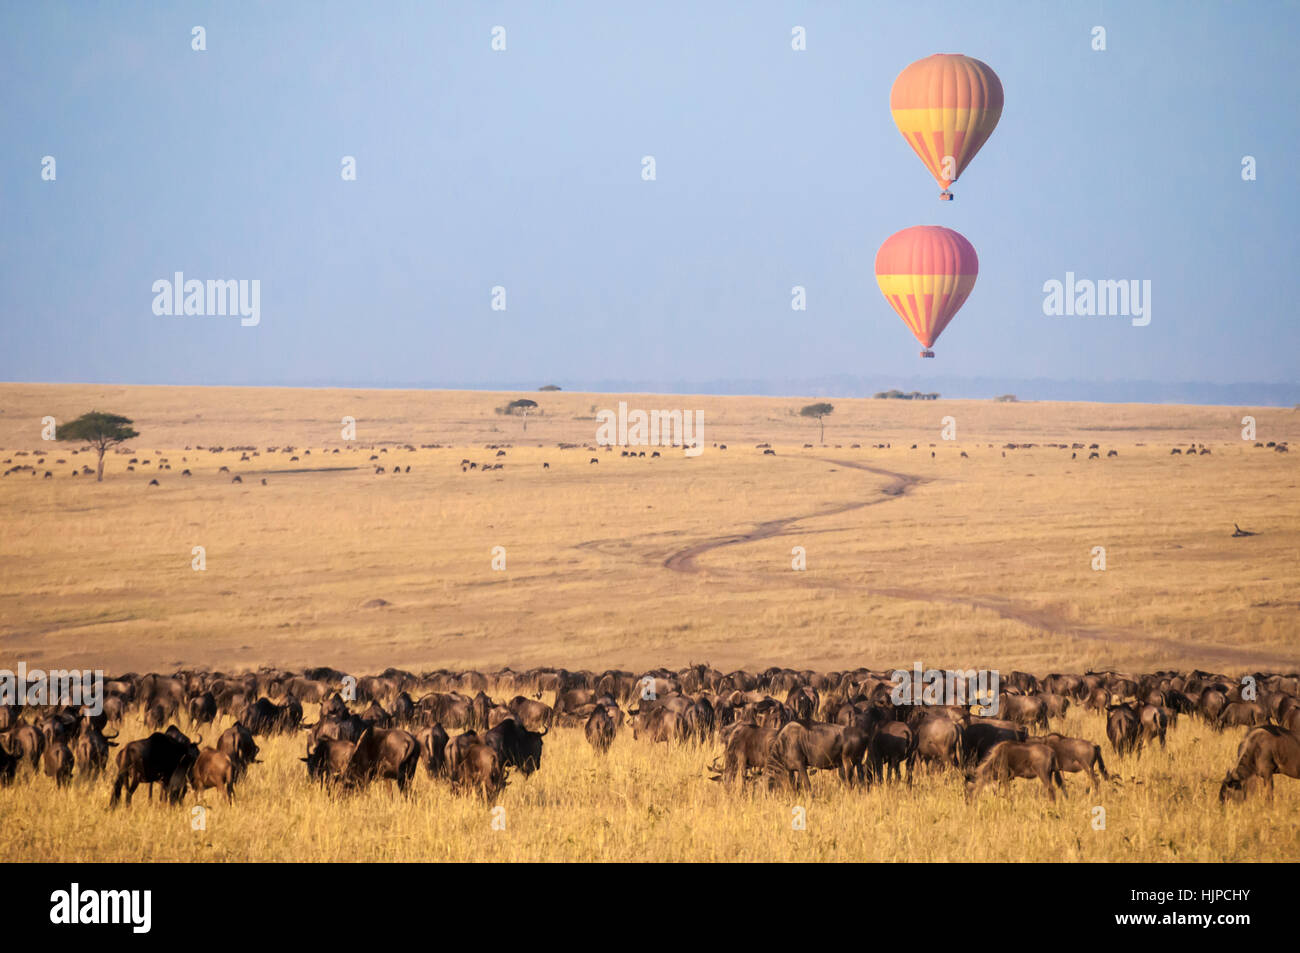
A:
[939,191,953,201]
[920,349,935,358]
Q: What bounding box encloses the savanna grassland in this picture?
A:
[0,382,1297,861]
[1,383,1296,675]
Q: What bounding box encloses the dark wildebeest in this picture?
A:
[1138,704,1168,749]
[1033,733,1109,791]
[216,721,260,780]
[785,686,819,722]
[188,692,217,730]
[360,701,392,728]
[444,730,481,778]
[450,743,507,799]
[241,696,302,736]
[302,738,356,787]
[43,741,75,787]
[1198,688,1229,725]
[999,693,1049,729]
[188,749,237,803]
[634,705,688,743]
[344,728,420,792]
[908,715,961,776]
[766,721,868,790]
[1217,701,1269,730]
[415,723,450,777]
[960,722,1027,768]
[868,720,914,785]
[110,730,202,806]
[483,717,545,776]
[1219,726,1300,802]
[1106,704,1142,757]
[965,741,1064,801]
[0,737,17,786]
[507,696,552,732]
[4,723,45,772]
[709,724,778,787]
[585,706,615,754]
[304,713,370,750]
[144,703,169,731]
[74,725,119,779]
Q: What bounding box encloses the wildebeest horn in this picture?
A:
[194,733,203,746]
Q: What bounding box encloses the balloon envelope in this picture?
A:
[875,226,978,351]
[890,54,1003,195]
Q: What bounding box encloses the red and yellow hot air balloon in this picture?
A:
[875,226,978,358]
[890,54,1003,200]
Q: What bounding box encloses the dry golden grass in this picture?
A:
[0,383,1296,674]
[1,700,1295,862]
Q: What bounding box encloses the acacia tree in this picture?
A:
[56,411,139,482]
[800,402,834,443]
[505,398,539,432]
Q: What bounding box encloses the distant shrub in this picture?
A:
[872,390,940,400]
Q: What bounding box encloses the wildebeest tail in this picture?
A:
[1094,745,1109,780]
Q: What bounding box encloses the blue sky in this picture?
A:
[2,1,1297,393]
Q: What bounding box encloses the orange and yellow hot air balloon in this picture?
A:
[875,226,978,358]
[890,54,1003,200]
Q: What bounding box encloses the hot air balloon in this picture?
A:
[875,226,978,358]
[890,54,1003,200]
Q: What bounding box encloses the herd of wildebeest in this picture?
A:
[1,665,1298,810]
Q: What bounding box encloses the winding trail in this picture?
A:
[663,461,923,573]
[640,457,1291,669]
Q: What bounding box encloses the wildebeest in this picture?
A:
[188,691,217,729]
[868,720,913,784]
[1138,704,1168,749]
[1219,726,1300,802]
[482,718,545,776]
[1106,704,1142,757]
[908,715,961,775]
[965,741,1064,801]
[1217,701,1269,730]
[415,723,450,777]
[0,738,17,786]
[43,741,75,787]
[999,693,1048,729]
[188,749,237,802]
[766,720,867,789]
[450,742,507,799]
[959,721,1025,769]
[110,730,202,806]
[216,721,260,780]
[343,727,420,792]
[4,722,45,772]
[240,696,303,735]
[302,738,356,787]
[74,725,119,779]
[709,724,778,787]
[1032,733,1110,791]
[585,706,615,753]
[507,696,552,732]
